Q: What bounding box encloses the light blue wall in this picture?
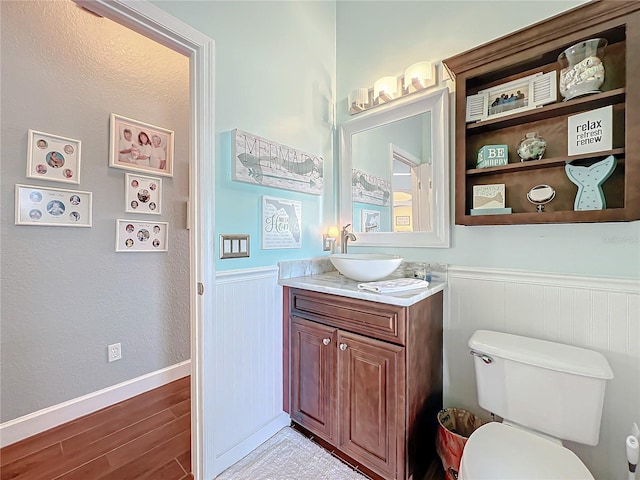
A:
[337,1,639,279]
[150,0,639,279]
[150,1,337,271]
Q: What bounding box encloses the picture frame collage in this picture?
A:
[111,114,173,253]
[16,130,92,227]
[17,115,174,252]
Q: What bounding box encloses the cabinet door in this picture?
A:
[338,331,405,479]
[290,316,337,443]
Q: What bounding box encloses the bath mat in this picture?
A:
[217,427,369,479]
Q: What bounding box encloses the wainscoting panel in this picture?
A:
[445,266,639,480]
[213,267,289,476]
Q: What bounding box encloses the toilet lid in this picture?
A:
[459,422,594,480]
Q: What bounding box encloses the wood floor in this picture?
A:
[0,376,191,480]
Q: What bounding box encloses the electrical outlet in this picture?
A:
[108,343,122,362]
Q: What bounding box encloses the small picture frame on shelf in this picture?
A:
[115,219,168,252]
[27,130,82,184]
[470,184,512,215]
[466,72,557,123]
[125,173,162,215]
[15,184,92,227]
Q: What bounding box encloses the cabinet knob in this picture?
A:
[322,338,331,346]
[339,343,348,351]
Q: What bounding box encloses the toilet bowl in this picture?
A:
[458,422,594,480]
[460,330,613,480]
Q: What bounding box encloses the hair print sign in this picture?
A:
[232,129,323,195]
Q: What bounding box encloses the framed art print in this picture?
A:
[125,173,162,214]
[395,215,411,226]
[27,130,81,184]
[109,113,174,177]
[361,209,381,232]
[115,219,168,252]
[261,195,302,249]
[15,184,92,227]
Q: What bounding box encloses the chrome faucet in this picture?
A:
[341,224,357,253]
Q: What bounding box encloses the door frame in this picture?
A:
[74,1,215,479]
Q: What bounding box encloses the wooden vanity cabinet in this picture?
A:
[286,287,443,480]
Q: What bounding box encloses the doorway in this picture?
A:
[74,1,216,478]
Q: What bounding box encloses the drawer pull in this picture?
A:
[322,338,331,346]
[339,343,348,351]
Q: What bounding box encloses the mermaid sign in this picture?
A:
[232,129,323,195]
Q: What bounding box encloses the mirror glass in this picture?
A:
[340,87,450,247]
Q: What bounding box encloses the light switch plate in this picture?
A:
[220,234,250,259]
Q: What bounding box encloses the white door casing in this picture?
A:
[73,1,215,478]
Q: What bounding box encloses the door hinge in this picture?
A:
[197,282,204,296]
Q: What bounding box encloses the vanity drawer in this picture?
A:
[289,288,406,345]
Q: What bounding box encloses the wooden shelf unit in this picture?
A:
[443,1,640,225]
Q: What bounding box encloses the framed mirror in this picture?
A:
[339,87,450,247]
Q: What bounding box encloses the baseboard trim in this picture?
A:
[0,360,191,448]
[212,412,290,477]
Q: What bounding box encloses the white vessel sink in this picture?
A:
[329,253,403,282]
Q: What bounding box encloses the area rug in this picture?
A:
[217,427,369,479]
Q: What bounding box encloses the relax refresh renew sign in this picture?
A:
[567,105,612,156]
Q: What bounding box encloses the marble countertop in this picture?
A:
[278,270,445,307]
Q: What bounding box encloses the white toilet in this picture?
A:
[459,330,614,480]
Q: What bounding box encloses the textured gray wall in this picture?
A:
[0,1,190,422]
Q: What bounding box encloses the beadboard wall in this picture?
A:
[213,266,289,476]
[445,266,639,480]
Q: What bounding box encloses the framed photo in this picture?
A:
[27,130,81,184]
[15,184,92,227]
[396,215,411,226]
[261,195,302,250]
[361,209,381,232]
[109,113,174,177]
[125,173,162,214]
[466,72,556,123]
[115,219,168,252]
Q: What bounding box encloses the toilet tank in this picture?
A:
[468,330,613,446]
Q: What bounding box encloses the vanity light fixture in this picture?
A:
[374,76,399,104]
[404,61,435,93]
[349,88,371,113]
[350,61,439,115]
[323,225,340,252]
